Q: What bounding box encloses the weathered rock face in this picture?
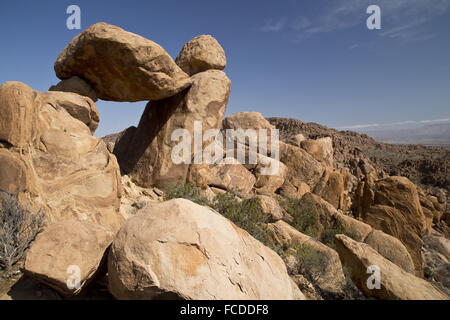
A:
[256,195,285,222]
[279,142,325,198]
[313,168,352,211]
[115,70,230,188]
[302,193,415,273]
[0,81,123,232]
[24,220,113,296]
[108,199,301,300]
[40,91,100,133]
[49,76,98,102]
[188,158,256,195]
[223,112,275,131]
[267,220,346,296]
[422,230,450,292]
[335,235,448,300]
[54,22,192,102]
[357,176,429,276]
[175,35,226,76]
[300,137,334,168]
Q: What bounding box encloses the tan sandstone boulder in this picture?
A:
[300,137,334,168]
[0,81,123,232]
[267,220,346,296]
[108,199,301,300]
[188,158,256,195]
[49,76,98,102]
[115,70,230,188]
[335,235,448,300]
[359,176,430,276]
[175,35,226,76]
[279,142,325,198]
[54,22,192,102]
[24,220,114,296]
[39,91,99,133]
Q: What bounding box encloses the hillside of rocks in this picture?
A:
[0,22,449,301]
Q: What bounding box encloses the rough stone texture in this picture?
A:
[267,220,346,296]
[313,168,352,211]
[39,91,100,133]
[279,142,325,198]
[300,137,334,168]
[188,158,256,195]
[54,22,192,102]
[256,195,285,222]
[223,112,275,131]
[302,193,415,273]
[108,199,300,300]
[175,35,226,76]
[24,220,113,296]
[0,81,123,232]
[49,76,98,102]
[358,176,430,276]
[422,230,450,293]
[115,70,230,188]
[335,235,448,300]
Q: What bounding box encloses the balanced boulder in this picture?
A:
[176,35,226,76]
[55,22,192,102]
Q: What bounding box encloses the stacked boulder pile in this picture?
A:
[0,22,448,300]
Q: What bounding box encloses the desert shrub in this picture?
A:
[290,242,326,278]
[0,192,45,274]
[211,193,282,253]
[163,182,283,255]
[163,181,209,206]
[281,198,322,238]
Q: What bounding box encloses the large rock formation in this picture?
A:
[0,81,123,232]
[24,220,113,296]
[115,70,231,188]
[266,220,346,296]
[175,35,226,76]
[335,235,448,300]
[279,142,325,198]
[54,23,192,102]
[108,199,302,300]
[356,176,430,275]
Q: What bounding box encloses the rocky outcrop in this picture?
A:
[356,176,430,275]
[49,76,98,102]
[256,195,285,222]
[40,91,100,133]
[279,142,325,198]
[108,199,301,300]
[54,23,192,102]
[302,193,415,273]
[0,81,123,232]
[188,158,255,195]
[422,230,450,293]
[335,235,448,300]
[175,35,226,76]
[300,137,334,168]
[267,220,346,296]
[115,70,231,188]
[24,220,113,296]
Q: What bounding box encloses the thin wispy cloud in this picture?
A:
[337,118,450,130]
[258,0,450,43]
[259,17,287,32]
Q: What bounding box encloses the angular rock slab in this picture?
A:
[24,220,114,296]
[55,22,192,102]
[335,234,448,300]
[108,199,301,300]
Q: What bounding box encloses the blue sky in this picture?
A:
[1,0,449,137]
